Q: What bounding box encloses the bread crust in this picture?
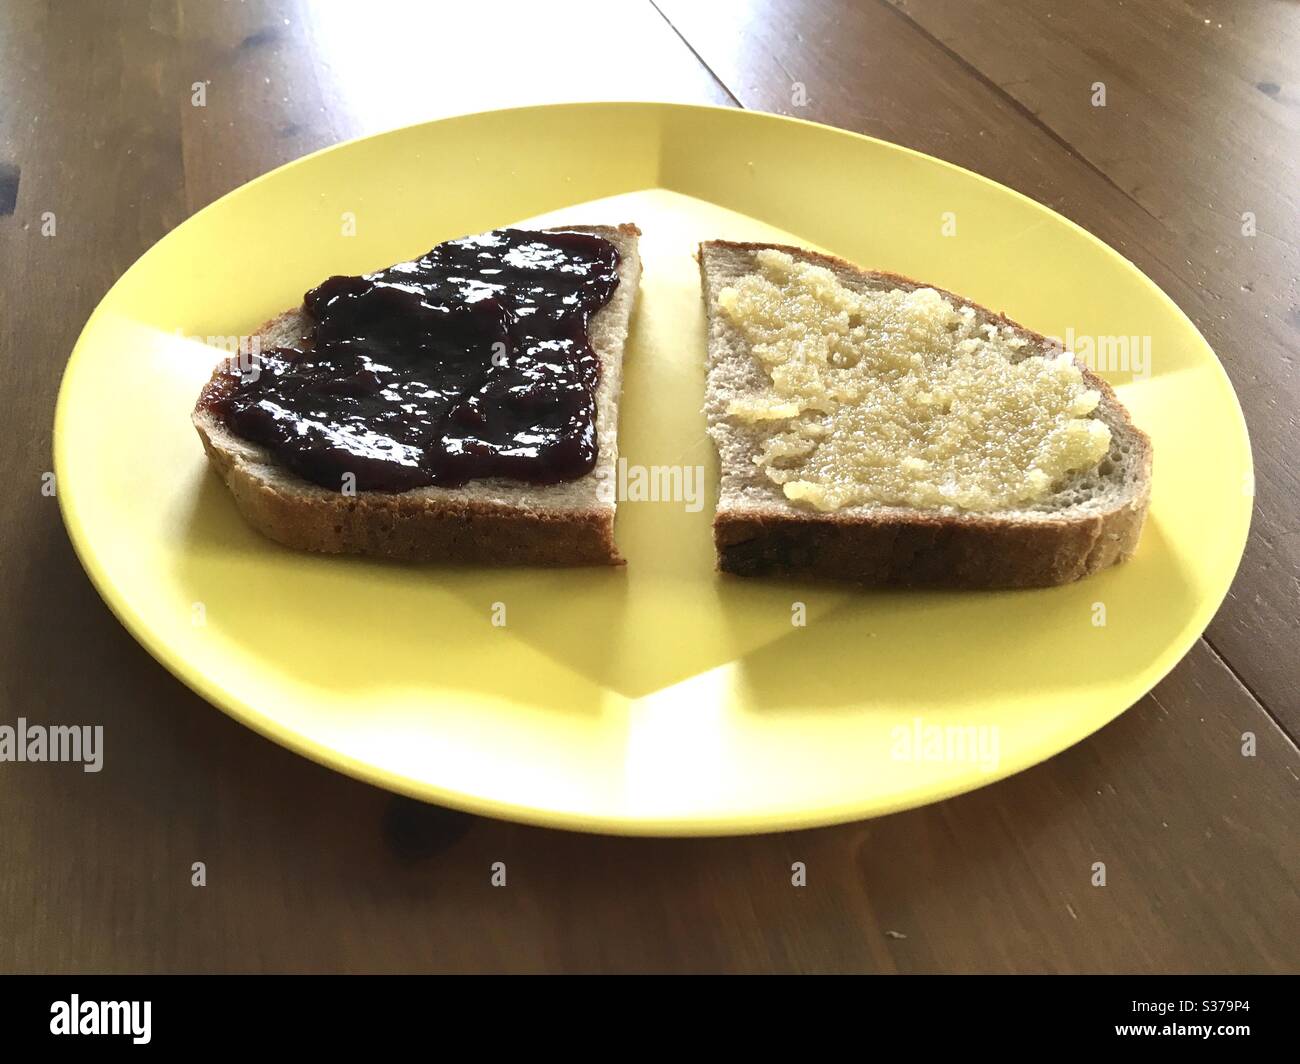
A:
[193,224,641,566]
[700,240,1153,589]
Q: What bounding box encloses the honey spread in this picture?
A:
[201,229,621,492]
[718,250,1112,512]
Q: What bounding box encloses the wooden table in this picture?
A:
[1,0,1295,974]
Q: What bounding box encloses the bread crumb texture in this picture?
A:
[718,250,1112,512]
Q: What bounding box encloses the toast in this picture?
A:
[193,224,641,566]
[699,240,1152,588]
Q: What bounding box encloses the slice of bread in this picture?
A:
[193,224,641,566]
[699,240,1152,588]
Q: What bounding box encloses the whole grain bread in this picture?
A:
[193,224,641,566]
[699,240,1152,588]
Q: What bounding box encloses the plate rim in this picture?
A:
[52,100,1254,836]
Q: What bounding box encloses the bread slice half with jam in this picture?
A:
[193,224,641,566]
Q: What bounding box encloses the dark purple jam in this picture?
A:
[203,228,621,492]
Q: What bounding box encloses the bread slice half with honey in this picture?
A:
[699,240,1151,588]
[193,224,641,566]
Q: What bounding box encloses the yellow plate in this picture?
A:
[54,103,1251,835]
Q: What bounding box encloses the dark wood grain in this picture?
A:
[654,0,1300,736]
[1,0,1296,974]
